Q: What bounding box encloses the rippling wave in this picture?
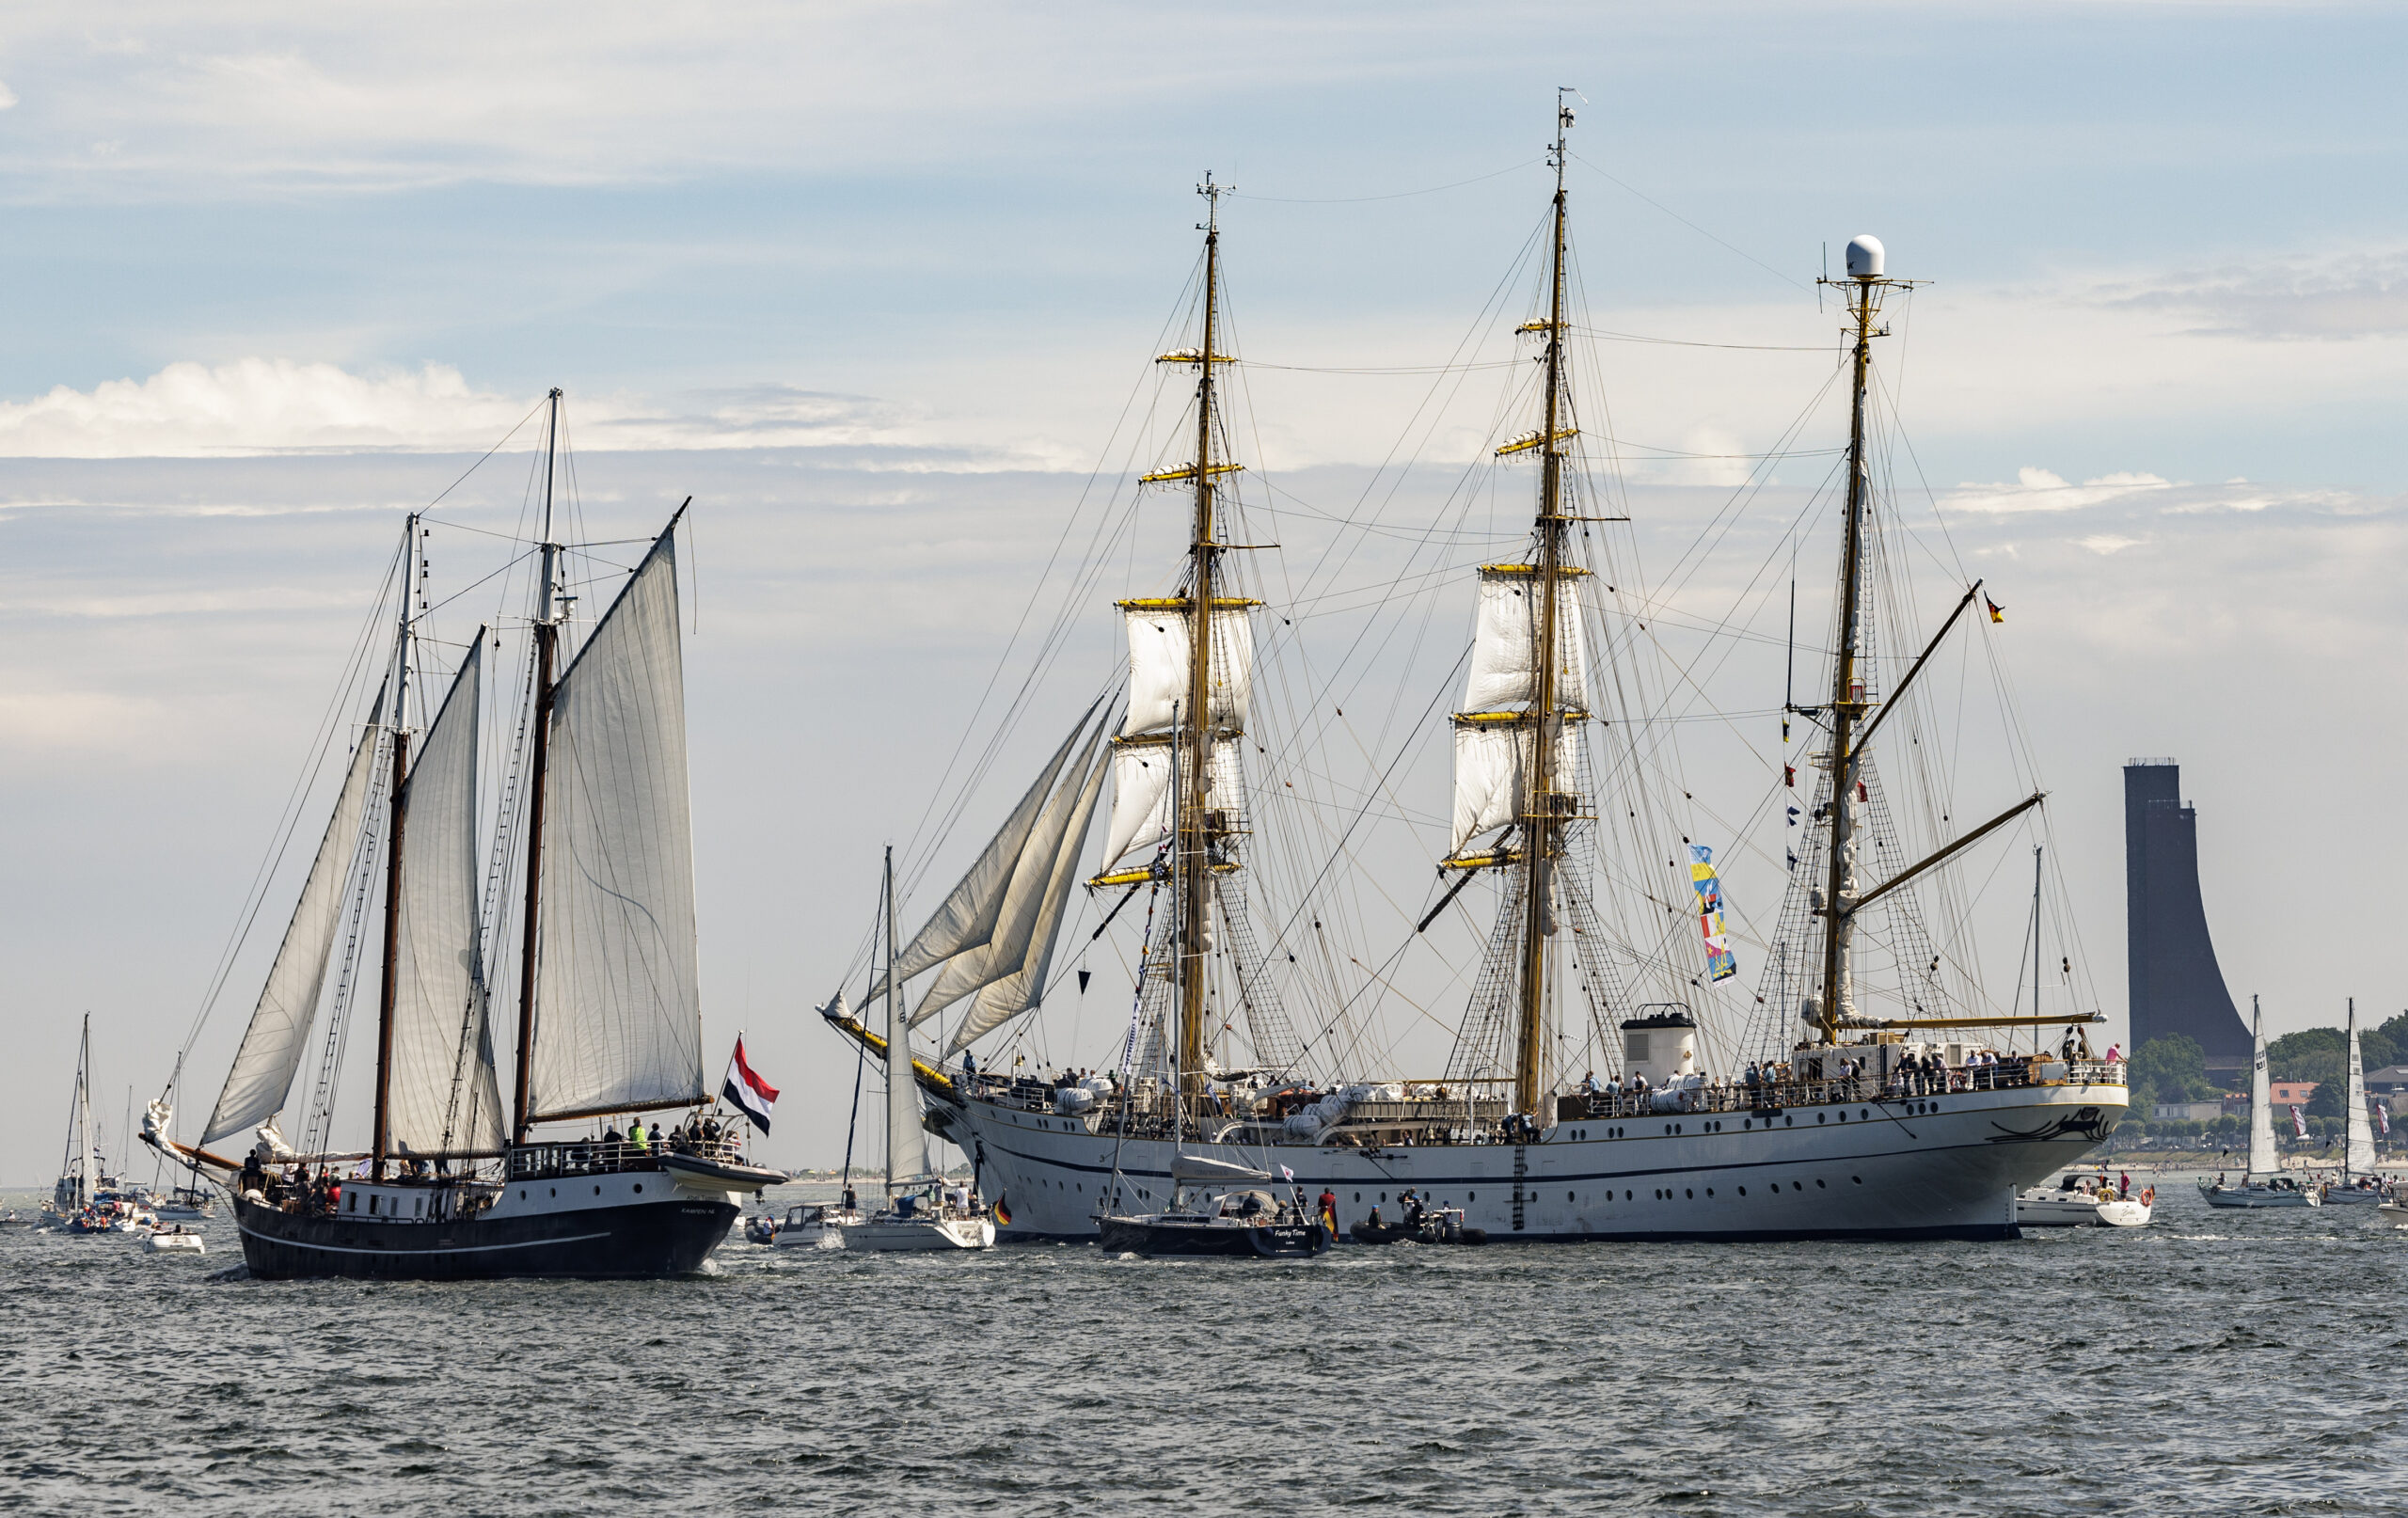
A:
[2,1178,2392,1514]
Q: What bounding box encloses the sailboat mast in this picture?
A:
[2031,845,2044,1022]
[1815,265,1882,1047]
[371,514,420,1179]
[1513,101,1575,1118]
[883,845,899,1193]
[75,1012,94,1209]
[512,387,564,1145]
[1180,175,1228,1116]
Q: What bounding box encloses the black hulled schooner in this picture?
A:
[147,392,780,1278]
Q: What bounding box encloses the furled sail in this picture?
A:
[526,530,706,1120]
[1450,719,1582,854]
[203,720,382,1146]
[864,712,1091,1006]
[1121,601,1253,737]
[883,891,930,1188]
[386,640,507,1155]
[911,719,1107,1026]
[945,742,1110,1055]
[1463,567,1589,714]
[1102,737,1237,869]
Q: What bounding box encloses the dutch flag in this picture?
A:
[722,1036,781,1134]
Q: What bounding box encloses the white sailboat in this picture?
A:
[845,847,995,1252]
[44,1014,105,1230]
[2325,999,2384,1205]
[2201,996,2319,1209]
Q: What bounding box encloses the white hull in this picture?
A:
[959,1081,2126,1241]
[2321,1186,2384,1206]
[843,1214,994,1252]
[143,1231,207,1255]
[773,1213,858,1249]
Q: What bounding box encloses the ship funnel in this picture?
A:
[1846,235,1885,280]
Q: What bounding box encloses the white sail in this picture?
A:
[886,717,1087,988]
[946,743,1110,1056]
[911,721,1106,1026]
[386,641,507,1155]
[2247,1001,2275,1178]
[2347,1007,2376,1177]
[883,860,929,1187]
[203,723,381,1146]
[1450,719,1582,855]
[1122,604,1252,737]
[73,1018,95,1208]
[1463,568,1589,714]
[527,531,706,1120]
[1102,737,1238,868]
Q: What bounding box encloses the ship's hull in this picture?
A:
[232,1178,738,1280]
[960,1080,2126,1243]
[1096,1215,1331,1257]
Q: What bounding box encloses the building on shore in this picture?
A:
[2124,759,2254,1080]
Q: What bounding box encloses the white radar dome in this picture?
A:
[1846,235,1885,280]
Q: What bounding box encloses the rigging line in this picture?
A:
[1241,359,1523,375]
[1231,157,1544,204]
[420,395,549,514]
[1567,150,1812,293]
[420,546,537,620]
[1571,325,1838,353]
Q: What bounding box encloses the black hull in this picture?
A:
[1097,1217,1331,1258]
[232,1195,737,1281]
[1351,1221,1489,1246]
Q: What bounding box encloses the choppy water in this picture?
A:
[1,1174,2396,1515]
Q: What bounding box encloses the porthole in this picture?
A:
[1624,1190,1633,1200]
[549,1187,556,1197]
[594,1185,602,1195]
[1706,1188,1714,1196]
[1836,1111,1846,1123]
[1654,1189,1662,1199]
[1684,1189,1693,1199]
[517,1189,525,1201]
[633,1184,642,1194]
[1567,1191,1576,1202]
[1861,1110,1870,1121]
[1816,1178,1827,1189]
[1467,1192,1476,1200]
[1380,1192,1387,1202]
[1743,1119,1751,1130]
[1793,1181,1803,1192]
[1785,1115,1794,1127]
[1674,1123,1683,1134]
[1852,1176,1862,1184]
[1817,1114,1827,1124]
[1354,1193,1361,1203]
[1737,1186,1747,1195]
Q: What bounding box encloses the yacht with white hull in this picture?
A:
[2202,997,2319,1210]
[823,103,2123,1243]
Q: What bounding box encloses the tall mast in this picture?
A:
[1179,174,1229,1117]
[2030,845,2044,1023]
[75,1012,94,1209]
[882,844,898,1193]
[512,387,564,1144]
[1812,240,1902,1046]
[1512,97,1576,1118]
[371,514,420,1179]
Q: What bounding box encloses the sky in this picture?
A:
[3,1,2405,1177]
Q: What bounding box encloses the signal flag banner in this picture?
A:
[1688,845,1738,983]
[1986,595,2005,624]
[2378,1102,2392,1139]
[723,1036,781,1133]
[2289,1105,2307,1139]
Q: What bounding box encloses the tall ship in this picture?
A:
[823,104,2127,1241]
[147,393,780,1277]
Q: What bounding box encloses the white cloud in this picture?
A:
[0,83,19,110]
[1941,467,2174,514]
[0,358,1063,461]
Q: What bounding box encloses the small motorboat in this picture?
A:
[1348,1193,1487,1244]
[142,1226,206,1256]
[771,1201,857,1249]
[2016,1174,2152,1227]
[1097,1156,1331,1258]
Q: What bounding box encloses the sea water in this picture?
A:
[1,1177,2394,1515]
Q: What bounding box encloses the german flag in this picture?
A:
[993,1194,1012,1225]
[1985,595,2005,624]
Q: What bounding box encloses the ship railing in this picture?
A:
[1560,1058,2127,1122]
[505,1137,751,1180]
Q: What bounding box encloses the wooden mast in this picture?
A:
[1814,264,1884,1046]
[1179,175,1229,1117]
[1512,100,1576,1119]
[371,514,419,1179]
[512,388,563,1145]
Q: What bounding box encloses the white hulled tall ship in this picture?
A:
[147,393,779,1277]
[825,105,2125,1242]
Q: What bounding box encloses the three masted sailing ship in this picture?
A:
[826,103,2127,1241]
[146,393,780,1278]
